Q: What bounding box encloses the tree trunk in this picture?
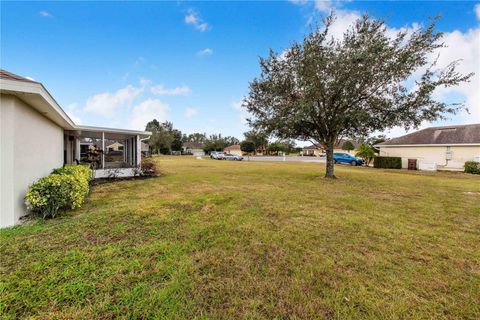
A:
[325,147,336,179]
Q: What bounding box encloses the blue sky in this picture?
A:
[1,1,479,143]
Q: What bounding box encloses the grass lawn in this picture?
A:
[1,156,479,319]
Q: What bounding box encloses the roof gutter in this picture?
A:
[1,78,151,137]
[0,78,76,129]
[376,143,480,147]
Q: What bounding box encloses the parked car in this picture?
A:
[224,153,243,161]
[210,151,226,160]
[333,153,364,166]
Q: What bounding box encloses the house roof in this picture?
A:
[0,69,39,83]
[379,124,480,146]
[0,69,151,138]
[183,142,204,149]
[303,139,360,150]
[224,144,241,151]
[335,139,361,149]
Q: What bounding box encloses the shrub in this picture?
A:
[141,159,157,176]
[374,156,402,169]
[52,164,93,182]
[355,144,376,166]
[25,165,93,219]
[464,161,480,174]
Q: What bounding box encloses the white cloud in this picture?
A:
[314,0,334,13]
[430,28,480,123]
[185,107,199,117]
[121,72,129,81]
[139,77,151,86]
[475,4,480,21]
[151,85,191,96]
[197,48,213,56]
[39,10,52,17]
[232,99,248,124]
[84,85,143,117]
[65,103,82,124]
[289,0,346,14]
[184,9,209,32]
[130,99,169,130]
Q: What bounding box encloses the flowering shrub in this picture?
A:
[25,165,93,219]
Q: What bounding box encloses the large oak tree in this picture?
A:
[244,14,473,178]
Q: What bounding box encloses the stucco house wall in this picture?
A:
[226,149,242,156]
[1,94,64,227]
[379,145,480,170]
[188,148,205,157]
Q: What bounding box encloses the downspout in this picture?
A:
[101,131,105,169]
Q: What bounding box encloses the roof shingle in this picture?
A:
[379,124,480,145]
[183,142,204,149]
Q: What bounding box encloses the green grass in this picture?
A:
[1,156,479,319]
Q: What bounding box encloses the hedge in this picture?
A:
[373,156,402,169]
[25,165,93,219]
[464,161,480,174]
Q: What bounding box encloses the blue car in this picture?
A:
[333,153,364,166]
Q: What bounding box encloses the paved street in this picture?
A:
[243,156,326,163]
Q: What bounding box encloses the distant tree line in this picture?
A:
[144,119,240,155]
[144,119,387,158]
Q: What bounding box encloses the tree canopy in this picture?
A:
[203,134,240,152]
[240,141,255,154]
[342,141,355,152]
[243,130,269,154]
[244,13,473,178]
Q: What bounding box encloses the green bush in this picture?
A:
[25,165,93,219]
[373,156,402,169]
[464,161,480,174]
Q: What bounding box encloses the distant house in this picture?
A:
[224,144,242,156]
[333,139,361,154]
[377,124,480,170]
[182,142,205,157]
[107,141,124,152]
[302,145,323,156]
[301,139,360,156]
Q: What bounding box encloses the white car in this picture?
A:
[224,153,243,161]
[210,151,226,160]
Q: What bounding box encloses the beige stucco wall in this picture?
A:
[379,145,480,170]
[227,149,243,156]
[1,94,64,228]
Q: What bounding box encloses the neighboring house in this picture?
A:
[301,140,360,156]
[0,70,151,228]
[224,144,242,156]
[182,142,205,157]
[302,145,323,156]
[377,124,480,170]
[333,139,361,154]
[106,141,124,152]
